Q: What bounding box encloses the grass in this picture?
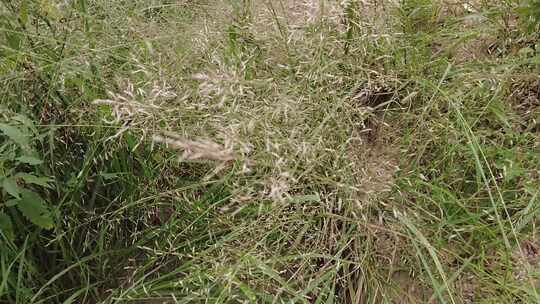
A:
[0,0,539,303]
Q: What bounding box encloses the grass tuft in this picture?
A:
[0,0,539,303]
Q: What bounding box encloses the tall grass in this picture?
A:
[1,0,539,303]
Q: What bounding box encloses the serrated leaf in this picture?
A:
[0,213,14,241]
[2,177,21,199]
[15,173,53,188]
[16,156,43,165]
[17,189,53,229]
[0,123,29,147]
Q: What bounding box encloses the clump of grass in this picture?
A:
[1,0,539,303]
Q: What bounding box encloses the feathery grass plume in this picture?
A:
[92,79,176,140]
[152,132,236,163]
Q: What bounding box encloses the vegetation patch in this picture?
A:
[1,0,539,303]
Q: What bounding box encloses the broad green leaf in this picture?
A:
[16,190,53,229]
[2,177,21,199]
[0,123,29,147]
[15,173,53,188]
[0,213,14,240]
[16,156,43,165]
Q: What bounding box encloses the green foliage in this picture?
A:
[0,0,539,303]
[522,0,540,19]
[0,116,53,233]
[520,0,540,26]
[400,0,439,32]
[16,189,53,229]
[0,212,14,240]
